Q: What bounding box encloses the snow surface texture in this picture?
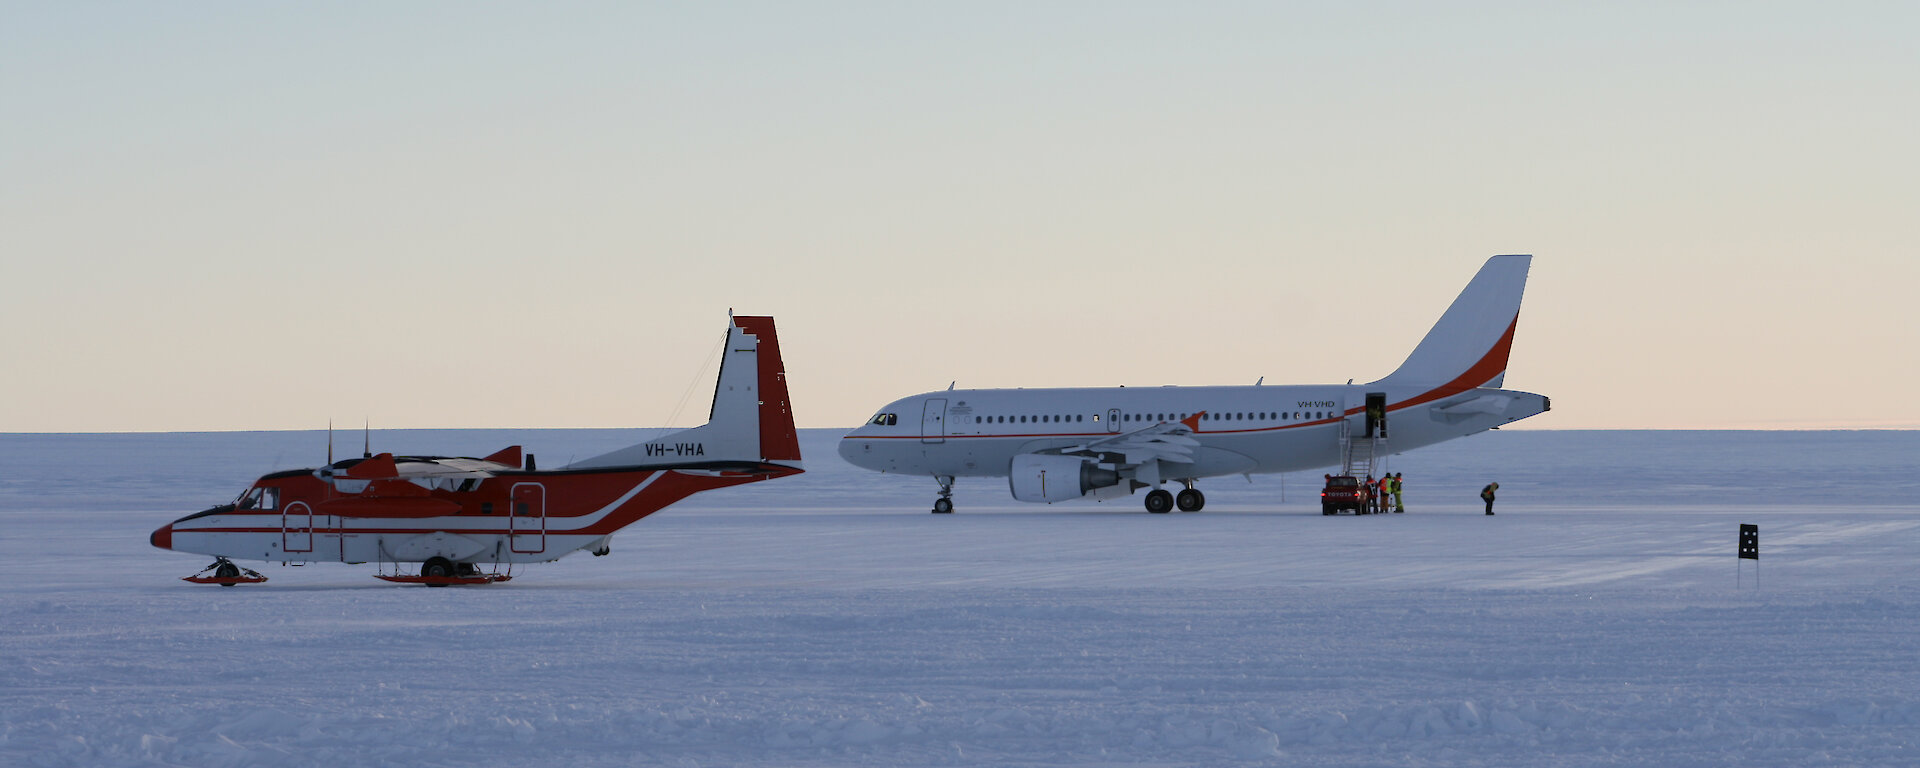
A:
[2,429,1916,767]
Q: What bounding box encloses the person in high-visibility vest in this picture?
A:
[1391,473,1405,513]
[1481,482,1499,515]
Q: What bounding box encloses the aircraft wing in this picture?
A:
[1054,412,1206,467]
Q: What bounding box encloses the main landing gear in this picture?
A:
[182,557,267,586]
[931,475,955,514]
[1146,482,1206,514]
[372,556,513,586]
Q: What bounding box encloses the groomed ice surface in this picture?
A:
[1,429,1916,767]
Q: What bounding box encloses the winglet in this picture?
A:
[1180,411,1206,431]
[483,445,523,469]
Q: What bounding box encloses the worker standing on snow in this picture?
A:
[1481,482,1499,515]
[1392,473,1405,513]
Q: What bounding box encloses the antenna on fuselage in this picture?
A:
[327,420,334,465]
[363,419,371,459]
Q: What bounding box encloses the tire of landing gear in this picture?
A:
[215,561,240,587]
[932,498,954,514]
[1175,489,1205,512]
[422,557,455,586]
[1145,489,1173,514]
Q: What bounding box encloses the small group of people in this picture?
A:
[1361,473,1404,514]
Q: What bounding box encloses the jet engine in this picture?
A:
[1008,454,1122,503]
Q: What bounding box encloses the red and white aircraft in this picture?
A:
[839,256,1550,513]
[151,315,802,585]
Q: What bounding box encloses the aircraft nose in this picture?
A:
[837,436,869,468]
[150,524,173,550]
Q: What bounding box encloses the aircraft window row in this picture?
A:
[974,415,1087,424]
[965,411,1332,427]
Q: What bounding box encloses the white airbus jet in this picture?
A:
[838,255,1550,514]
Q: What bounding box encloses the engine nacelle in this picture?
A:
[1008,454,1122,503]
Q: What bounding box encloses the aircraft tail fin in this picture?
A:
[571,315,802,469]
[1369,255,1531,392]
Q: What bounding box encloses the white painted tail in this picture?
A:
[1370,255,1531,389]
[571,316,801,469]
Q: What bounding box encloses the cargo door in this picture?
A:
[509,483,546,554]
[921,398,947,444]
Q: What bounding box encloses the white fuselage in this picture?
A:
[839,383,1549,483]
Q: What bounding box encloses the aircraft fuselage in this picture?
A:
[152,461,800,566]
[839,383,1549,480]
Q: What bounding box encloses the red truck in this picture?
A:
[1321,475,1368,515]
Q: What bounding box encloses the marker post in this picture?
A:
[1738,524,1759,588]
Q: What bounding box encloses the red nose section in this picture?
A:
[150,524,173,550]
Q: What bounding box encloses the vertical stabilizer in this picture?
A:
[571,316,801,469]
[1369,255,1531,391]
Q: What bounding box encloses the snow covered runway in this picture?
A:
[3,430,1916,766]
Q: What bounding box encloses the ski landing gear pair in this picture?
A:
[373,556,513,587]
[1143,484,1205,514]
[182,557,267,587]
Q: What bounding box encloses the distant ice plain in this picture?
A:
[2,429,1915,766]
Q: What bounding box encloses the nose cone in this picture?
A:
[150,524,173,550]
[837,435,874,470]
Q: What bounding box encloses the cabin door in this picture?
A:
[282,501,313,554]
[1364,392,1387,438]
[509,483,547,554]
[921,398,947,444]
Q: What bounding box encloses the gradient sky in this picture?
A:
[5,2,1916,432]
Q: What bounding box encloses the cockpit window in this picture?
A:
[237,486,279,511]
[870,413,898,426]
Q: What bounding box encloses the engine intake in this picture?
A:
[1008,454,1121,503]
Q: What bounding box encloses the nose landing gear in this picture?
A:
[932,475,955,514]
[182,557,268,586]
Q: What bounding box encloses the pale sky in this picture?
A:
[4,2,1916,432]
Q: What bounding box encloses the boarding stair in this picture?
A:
[1338,420,1386,480]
